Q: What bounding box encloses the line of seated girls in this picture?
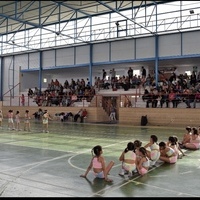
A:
[118,128,200,178]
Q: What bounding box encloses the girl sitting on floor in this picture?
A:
[136,147,150,176]
[80,145,114,182]
[118,142,136,177]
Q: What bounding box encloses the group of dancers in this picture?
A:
[0,109,52,133]
[80,126,200,182]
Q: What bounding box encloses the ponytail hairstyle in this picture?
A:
[133,140,142,152]
[168,136,177,145]
[186,126,191,132]
[91,145,102,157]
[192,127,198,135]
[124,142,135,153]
[173,135,178,143]
[139,147,147,156]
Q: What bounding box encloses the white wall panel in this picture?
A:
[182,31,200,55]
[159,34,181,57]
[93,43,109,62]
[21,72,40,91]
[15,54,28,70]
[111,40,135,61]
[75,45,90,64]
[56,47,75,66]
[29,52,40,69]
[136,37,155,59]
[43,50,55,68]
[3,56,19,96]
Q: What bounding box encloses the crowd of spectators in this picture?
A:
[93,67,200,108]
[142,70,200,108]
[28,78,96,107]
[27,67,200,109]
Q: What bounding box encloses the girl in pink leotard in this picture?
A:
[80,145,114,182]
[159,141,177,164]
[184,127,200,150]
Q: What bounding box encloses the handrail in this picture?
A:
[3,82,20,96]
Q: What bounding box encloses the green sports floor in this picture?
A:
[0,119,199,197]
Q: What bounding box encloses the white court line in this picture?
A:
[68,141,166,197]
[67,139,133,171]
[179,171,193,174]
[79,151,198,197]
[0,153,73,173]
[88,164,198,198]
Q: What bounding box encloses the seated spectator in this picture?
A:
[102,79,110,89]
[184,89,195,108]
[63,112,73,121]
[80,109,87,123]
[160,89,169,108]
[142,89,150,102]
[168,89,179,108]
[58,112,65,122]
[146,90,153,108]
[193,91,200,108]
[151,88,159,108]
[33,108,43,120]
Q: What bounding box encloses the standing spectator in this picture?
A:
[21,94,25,106]
[15,111,21,131]
[127,67,133,81]
[110,68,116,82]
[197,71,200,82]
[28,88,34,98]
[141,66,147,79]
[102,69,107,81]
[0,110,3,128]
[173,67,179,77]
[7,110,15,130]
[24,110,31,132]
[109,104,116,121]
[33,87,39,96]
[190,71,197,87]
[80,145,114,182]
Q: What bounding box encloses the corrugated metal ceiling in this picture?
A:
[0,1,171,34]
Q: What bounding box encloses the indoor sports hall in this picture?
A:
[0,1,200,197]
